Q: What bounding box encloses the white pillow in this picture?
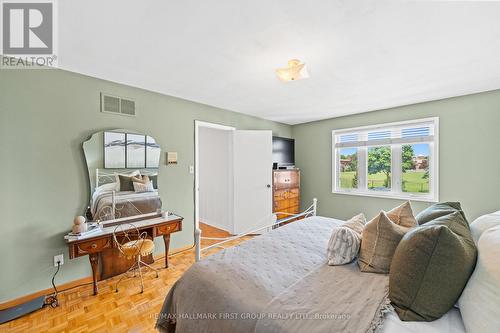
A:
[458,225,500,333]
[469,211,500,244]
[133,180,154,193]
[114,170,140,191]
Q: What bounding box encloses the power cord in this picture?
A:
[40,243,195,307]
[44,261,60,308]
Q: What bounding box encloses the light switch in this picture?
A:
[189,165,194,174]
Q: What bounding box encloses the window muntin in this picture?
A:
[332,118,438,202]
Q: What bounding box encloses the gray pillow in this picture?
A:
[415,202,464,225]
[118,174,136,191]
[389,211,477,321]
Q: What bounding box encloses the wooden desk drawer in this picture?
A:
[156,222,180,235]
[76,238,112,256]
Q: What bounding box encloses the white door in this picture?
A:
[232,130,273,234]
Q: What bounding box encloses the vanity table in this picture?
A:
[66,214,183,295]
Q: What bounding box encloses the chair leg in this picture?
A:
[140,260,160,278]
[115,261,139,292]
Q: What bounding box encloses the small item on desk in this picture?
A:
[65,221,103,240]
[72,216,87,234]
[162,211,169,218]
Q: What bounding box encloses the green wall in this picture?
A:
[293,90,500,222]
[0,68,291,302]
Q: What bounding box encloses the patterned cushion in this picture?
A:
[133,180,155,193]
[327,213,366,265]
[386,201,417,228]
[358,211,411,273]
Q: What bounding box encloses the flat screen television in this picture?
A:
[272,136,295,167]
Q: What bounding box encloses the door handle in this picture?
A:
[266,184,271,188]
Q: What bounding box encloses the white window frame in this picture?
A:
[332,117,439,202]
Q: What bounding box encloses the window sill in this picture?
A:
[332,189,438,203]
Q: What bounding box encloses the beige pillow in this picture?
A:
[327,214,366,266]
[131,175,150,184]
[386,201,417,228]
[358,211,411,273]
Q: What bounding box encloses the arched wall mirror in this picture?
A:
[83,129,162,222]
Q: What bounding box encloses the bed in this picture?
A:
[90,169,162,221]
[156,215,466,333]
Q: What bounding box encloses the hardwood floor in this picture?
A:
[0,224,250,333]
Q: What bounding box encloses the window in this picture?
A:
[332,118,438,202]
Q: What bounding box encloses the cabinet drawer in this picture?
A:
[156,222,180,235]
[274,197,300,211]
[273,171,300,189]
[76,238,112,255]
[275,205,300,220]
[274,188,299,200]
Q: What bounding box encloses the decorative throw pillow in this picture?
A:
[386,201,417,228]
[389,211,477,321]
[415,202,464,225]
[133,180,155,193]
[118,174,138,191]
[358,211,411,273]
[114,170,140,191]
[459,225,500,333]
[327,213,366,265]
[131,175,150,184]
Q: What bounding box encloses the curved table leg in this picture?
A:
[163,234,170,268]
[89,253,99,295]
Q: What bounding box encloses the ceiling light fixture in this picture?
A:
[275,59,309,82]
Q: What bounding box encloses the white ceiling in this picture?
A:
[59,1,500,125]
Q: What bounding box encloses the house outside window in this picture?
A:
[332,117,439,202]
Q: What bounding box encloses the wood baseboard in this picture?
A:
[0,244,194,311]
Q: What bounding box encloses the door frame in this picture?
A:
[194,120,236,234]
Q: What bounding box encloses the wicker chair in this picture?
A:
[113,223,159,293]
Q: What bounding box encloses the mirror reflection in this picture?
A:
[83,129,162,221]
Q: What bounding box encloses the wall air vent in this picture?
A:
[101,93,136,116]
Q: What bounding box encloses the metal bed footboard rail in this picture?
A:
[194,198,317,262]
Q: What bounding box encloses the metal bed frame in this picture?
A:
[194,198,317,262]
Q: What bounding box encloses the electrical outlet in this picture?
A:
[54,254,64,267]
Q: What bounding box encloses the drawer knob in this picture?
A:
[91,243,97,249]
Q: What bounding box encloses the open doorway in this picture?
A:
[194,121,274,241]
[195,121,235,238]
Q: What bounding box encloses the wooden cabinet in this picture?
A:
[273,169,300,220]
